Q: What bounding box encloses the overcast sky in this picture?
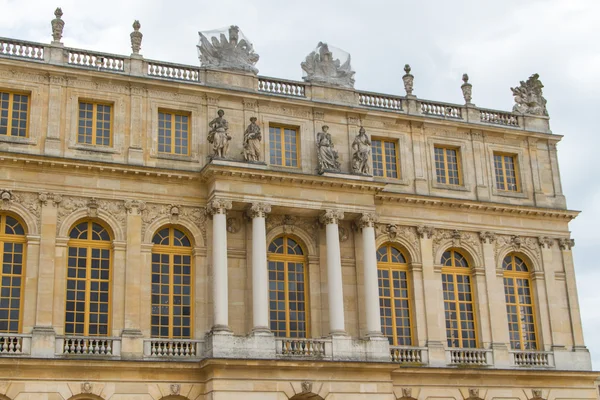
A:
[2,0,599,368]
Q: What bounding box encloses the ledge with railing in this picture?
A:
[446,348,492,367]
[0,36,553,134]
[143,338,204,359]
[510,350,554,368]
[275,337,331,359]
[0,333,31,355]
[390,345,428,365]
[57,336,121,357]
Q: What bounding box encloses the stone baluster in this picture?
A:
[207,199,232,332]
[319,209,346,336]
[357,213,382,337]
[247,202,272,334]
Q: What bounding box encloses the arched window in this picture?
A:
[503,254,538,350]
[151,227,192,338]
[0,214,26,333]
[377,244,413,345]
[66,221,112,336]
[267,235,308,338]
[441,249,477,348]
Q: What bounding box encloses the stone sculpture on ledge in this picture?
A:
[242,117,262,162]
[301,42,355,88]
[208,109,231,159]
[316,125,341,174]
[511,73,548,116]
[197,25,260,74]
[351,127,371,175]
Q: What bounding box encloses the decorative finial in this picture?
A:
[51,7,65,44]
[130,20,143,55]
[402,64,414,96]
[461,73,473,105]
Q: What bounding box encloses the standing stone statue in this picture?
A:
[316,125,340,174]
[242,117,262,162]
[351,126,371,175]
[208,109,231,159]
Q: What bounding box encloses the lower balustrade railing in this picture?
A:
[390,346,428,364]
[510,350,553,367]
[144,338,204,359]
[447,348,492,366]
[0,334,31,355]
[58,336,120,357]
[276,338,330,359]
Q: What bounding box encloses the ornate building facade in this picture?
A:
[0,10,597,400]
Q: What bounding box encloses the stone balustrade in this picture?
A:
[510,350,554,367]
[276,338,329,358]
[258,77,306,97]
[420,100,462,119]
[67,48,125,71]
[144,338,204,358]
[146,60,201,82]
[447,348,492,366]
[390,345,427,364]
[0,333,31,355]
[58,336,120,357]
[358,91,403,111]
[0,37,44,60]
[480,108,520,127]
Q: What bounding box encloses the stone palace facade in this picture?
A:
[0,9,597,400]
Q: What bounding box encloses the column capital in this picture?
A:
[319,209,344,225]
[416,225,435,239]
[356,213,378,229]
[246,202,272,219]
[558,237,575,251]
[124,199,147,214]
[206,198,232,216]
[479,231,497,244]
[538,236,554,249]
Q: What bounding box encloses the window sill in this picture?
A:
[69,143,120,154]
[492,189,528,199]
[373,176,410,186]
[431,182,470,192]
[152,152,195,162]
[0,135,37,146]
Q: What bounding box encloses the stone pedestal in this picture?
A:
[204,332,276,359]
[30,326,56,358]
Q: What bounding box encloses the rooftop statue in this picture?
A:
[301,42,355,89]
[511,73,548,116]
[197,25,260,75]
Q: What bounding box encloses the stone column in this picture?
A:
[539,237,563,349]
[120,200,145,357]
[417,226,445,366]
[480,232,510,367]
[357,213,382,337]
[247,202,272,334]
[31,195,60,357]
[207,199,232,332]
[319,209,346,336]
[558,239,586,349]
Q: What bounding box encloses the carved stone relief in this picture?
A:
[56,196,126,236]
[141,203,207,243]
[375,223,419,255]
[432,229,481,261]
[511,73,548,116]
[0,190,45,231]
[301,42,355,88]
[266,214,319,238]
[495,234,541,263]
[197,25,259,74]
[226,216,241,234]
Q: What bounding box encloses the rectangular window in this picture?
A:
[372,139,399,178]
[78,101,112,146]
[158,110,190,155]
[494,153,519,192]
[0,91,29,137]
[434,146,461,185]
[269,125,299,167]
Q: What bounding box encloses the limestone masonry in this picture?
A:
[0,9,597,400]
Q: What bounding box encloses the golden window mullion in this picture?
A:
[283,259,291,337]
[501,156,508,189]
[83,244,92,337]
[169,113,176,155]
[280,128,286,166]
[7,94,14,136]
[169,252,174,338]
[443,149,450,183]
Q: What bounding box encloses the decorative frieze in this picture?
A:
[266,214,318,236]
[432,229,480,259]
[495,234,541,262]
[0,190,44,231]
[375,223,419,254]
[141,202,207,243]
[56,196,126,235]
[258,104,311,119]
